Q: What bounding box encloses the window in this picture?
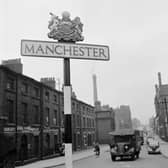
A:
[77,104,80,111]
[45,91,49,101]
[72,102,75,109]
[21,82,28,94]
[61,111,64,126]
[77,115,80,127]
[92,119,94,128]
[83,117,86,128]
[22,102,28,124]
[61,97,64,105]
[93,120,95,127]
[34,136,39,155]
[6,77,15,90]
[45,107,50,126]
[77,134,80,147]
[46,134,50,149]
[53,95,57,103]
[87,118,89,128]
[7,99,14,123]
[83,106,85,111]
[33,105,39,124]
[32,87,39,97]
[53,110,57,125]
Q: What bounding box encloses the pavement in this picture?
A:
[155,135,168,158]
[16,145,109,168]
[16,137,168,168]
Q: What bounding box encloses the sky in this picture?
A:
[1,0,168,125]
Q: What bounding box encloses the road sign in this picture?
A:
[21,11,110,168]
[21,40,110,61]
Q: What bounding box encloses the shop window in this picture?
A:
[46,134,50,149]
[34,136,39,155]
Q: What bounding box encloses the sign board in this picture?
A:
[4,127,15,132]
[21,40,110,61]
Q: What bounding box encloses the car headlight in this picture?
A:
[128,147,135,152]
[111,146,118,152]
[124,145,129,150]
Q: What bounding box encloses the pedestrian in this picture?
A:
[94,142,100,156]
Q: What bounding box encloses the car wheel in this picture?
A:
[3,159,15,168]
[111,155,116,161]
[136,152,139,159]
[131,154,135,160]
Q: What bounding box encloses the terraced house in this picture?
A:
[0,59,95,165]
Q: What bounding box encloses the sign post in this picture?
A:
[21,11,110,168]
[63,57,72,168]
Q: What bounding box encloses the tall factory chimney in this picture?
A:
[158,72,162,87]
[155,84,158,93]
[93,74,98,105]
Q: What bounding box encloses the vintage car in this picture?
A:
[109,129,142,161]
[58,143,65,156]
[147,139,161,154]
[146,136,154,145]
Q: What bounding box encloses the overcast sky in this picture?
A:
[1,0,168,124]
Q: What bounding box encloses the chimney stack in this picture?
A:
[155,84,158,93]
[93,74,98,105]
[2,58,23,74]
[158,72,162,87]
[40,77,56,89]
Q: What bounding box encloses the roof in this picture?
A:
[109,129,135,136]
[0,65,94,108]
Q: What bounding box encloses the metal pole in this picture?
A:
[63,58,73,168]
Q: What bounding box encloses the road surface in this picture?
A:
[55,145,168,168]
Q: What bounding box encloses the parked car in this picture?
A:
[147,139,161,154]
[146,136,154,145]
[58,143,65,156]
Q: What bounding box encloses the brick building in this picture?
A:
[154,72,168,141]
[92,74,115,144]
[95,104,115,144]
[114,105,132,131]
[0,63,95,164]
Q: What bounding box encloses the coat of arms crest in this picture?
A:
[48,11,84,42]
